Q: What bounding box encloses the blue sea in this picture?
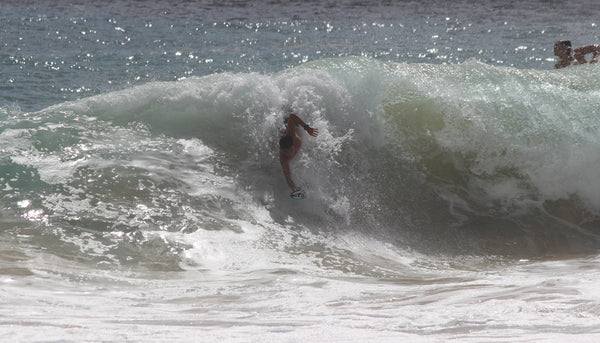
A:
[2,0,600,341]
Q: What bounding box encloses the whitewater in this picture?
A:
[2,0,600,342]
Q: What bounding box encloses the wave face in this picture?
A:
[2,57,600,264]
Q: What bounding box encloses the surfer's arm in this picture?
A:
[286,113,319,137]
[279,156,296,190]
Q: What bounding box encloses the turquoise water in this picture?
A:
[2,1,600,342]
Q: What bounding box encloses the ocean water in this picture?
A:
[2,0,600,341]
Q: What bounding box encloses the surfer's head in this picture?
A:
[554,40,572,57]
[279,135,294,149]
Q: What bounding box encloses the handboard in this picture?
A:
[290,189,305,200]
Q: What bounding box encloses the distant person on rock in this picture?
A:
[554,40,600,69]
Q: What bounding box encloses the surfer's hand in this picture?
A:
[305,126,319,137]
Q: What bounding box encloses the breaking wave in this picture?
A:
[2,57,600,268]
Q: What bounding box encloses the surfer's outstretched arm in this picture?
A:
[285,113,319,137]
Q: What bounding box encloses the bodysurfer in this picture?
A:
[554,40,600,69]
[279,112,318,199]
